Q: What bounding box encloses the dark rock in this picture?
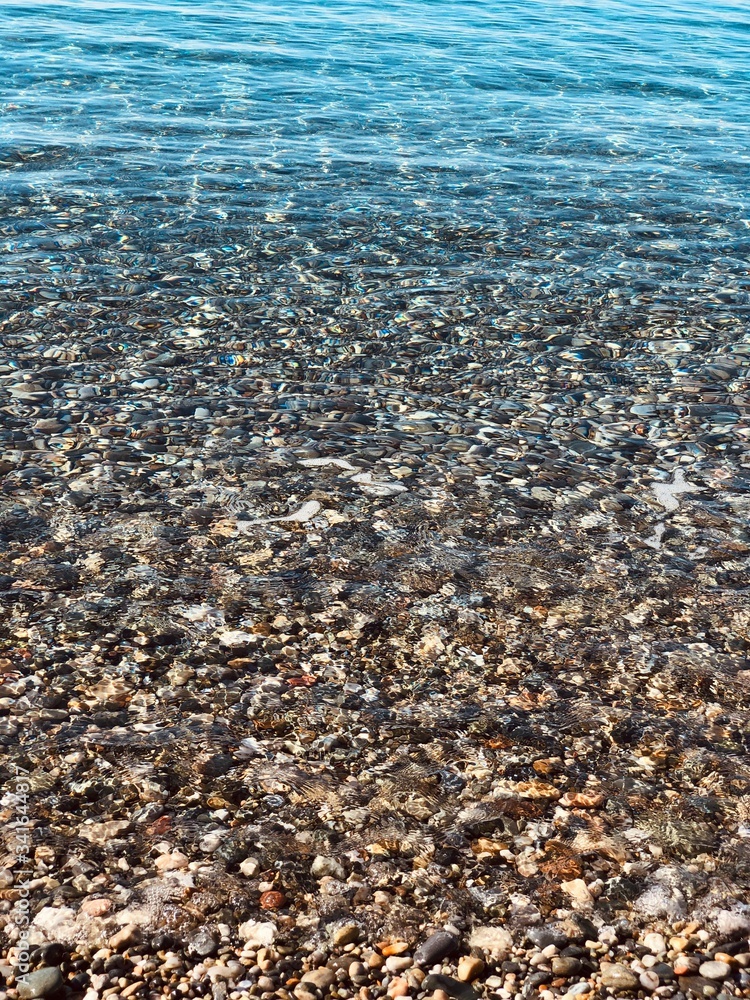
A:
[414,931,459,967]
[652,963,675,981]
[560,946,587,958]
[527,927,569,950]
[526,971,553,988]
[422,973,479,1000]
[188,926,220,958]
[716,940,748,955]
[152,932,179,951]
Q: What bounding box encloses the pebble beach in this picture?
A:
[1,1,750,1000]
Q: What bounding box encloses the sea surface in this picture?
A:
[1,0,749,315]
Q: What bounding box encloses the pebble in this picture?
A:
[528,928,569,950]
[698,962,731,981]
[641,971,661,991]
[457,957,484,982]
[643,934,667,955]
[237,921,277,948]
[109,926,140,951]
[387,977,410,998]
[310,855,346,880]
[414,932,459,967]
[239,857,260,877]
[599,963,640,992]
[674,957,701,976]
[552,957,582,977]
[300,969,336,990]
[5,167,750,1000]
[332,924,360,947]
[187,927,220,957]
[17,968,64,999]
[386,956,413,973]
[568,983,593,997]
[422,973,479,1000]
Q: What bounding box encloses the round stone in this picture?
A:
[642,933,666,955]
[640,971,660,991]
[699,962,732,981]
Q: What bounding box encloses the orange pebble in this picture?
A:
[259,890,286,910]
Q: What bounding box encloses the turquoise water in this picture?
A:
[1,0,749,310]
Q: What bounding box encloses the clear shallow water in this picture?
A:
[1,0,749,311]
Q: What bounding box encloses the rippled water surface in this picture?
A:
[2,0,749,305]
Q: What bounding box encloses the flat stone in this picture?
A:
[386,956,413,973]
[294,987,317,1000]
[301,968,336,989]
[561,878,593,905]
[651,962,675,981]
[568,984,593,997]
[526,971,552,988]
[678,975,721,997]
[599,963,640,992]
[699,962,731,981]
[17,967,64,999]
[387,977,410,998]
[640,971,660,991]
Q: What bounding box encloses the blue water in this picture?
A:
[1,0,749,316]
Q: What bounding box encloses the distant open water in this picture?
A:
[1,0,749,326]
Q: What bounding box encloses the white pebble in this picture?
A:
[640,971,660,991]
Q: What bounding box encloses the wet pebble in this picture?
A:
[17,968,64,999]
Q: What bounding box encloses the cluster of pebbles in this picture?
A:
[1,239,750,1000]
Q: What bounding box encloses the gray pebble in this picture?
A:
[17,967,64,999]
[414,931,458,967]
[188,926,220,957]
[699,962,731,981]
[423,973,479,1000]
